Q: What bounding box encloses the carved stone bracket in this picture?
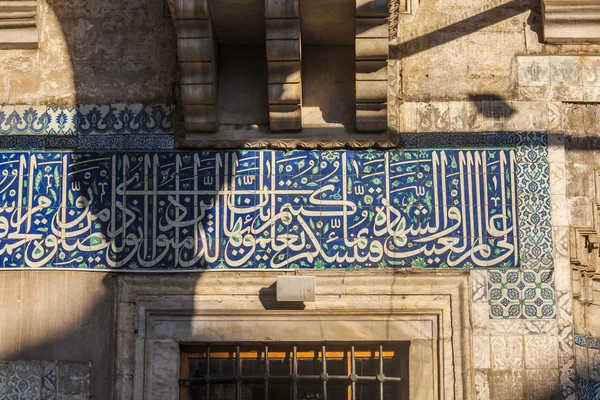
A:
[542,0,600,43]
[169,0,218,131]
[265,0,302,131]
[0,0,38,49]
[356,0,389,132]
[571,171,600,306]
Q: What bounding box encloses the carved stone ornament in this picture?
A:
[0,0,38,49]
[542,0,600,43]
[571,170,600,307]
[169,0,405,148]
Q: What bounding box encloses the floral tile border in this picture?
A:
[0,104,175,135]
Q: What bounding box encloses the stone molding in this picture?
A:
[113,271,473,400]
[542,0,600,44]
[265,0,302,131]
[356,0,389,132]
[570,170,600,281]
[0,0,37,49]
[168,0,402,146]
[169,0,218,131]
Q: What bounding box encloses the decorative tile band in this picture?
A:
[0,361,90,398]
[0,148,526,270]
[518,55,600,102]
[0,104,175,136]
[574,333,600,349]
[578,378,600,400]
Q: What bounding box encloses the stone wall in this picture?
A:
[0,272,116,399]
[0,0,599,399]
[0,0,176,106]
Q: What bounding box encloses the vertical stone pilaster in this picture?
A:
[172,0,218,131]
[356,0,388,132]
[265,0,302,131]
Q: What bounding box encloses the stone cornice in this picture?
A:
[0,0,38,49]
[542,0,600,43]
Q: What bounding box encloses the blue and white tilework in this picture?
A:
[0,104,174,136]
[575,334,600,399]
[488,269,555,319]
[0,147,525,270]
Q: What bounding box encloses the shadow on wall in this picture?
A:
[1,0,590,399]
[41,0,177,106]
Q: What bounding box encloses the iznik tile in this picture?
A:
[488,269,556,319]
[0,148,524,270]
[47,107,77,135]
[0,106,49,135]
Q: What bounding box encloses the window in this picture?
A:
[180,343,409,400]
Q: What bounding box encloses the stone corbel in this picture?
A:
[169,0,218,131]
[542,0,600,43]
[570,171,600,306]
[356,0,389,132]
[265,0,302,131]
[0,0,38,49]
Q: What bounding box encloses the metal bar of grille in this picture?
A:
[321,345,327,400]
[181,343,404,400]
[206,345,211,400]
[264,346,269,400]
[236,346,241,400]
[292,346,298,400]
[351,346,356,400]
[379,345,384,400]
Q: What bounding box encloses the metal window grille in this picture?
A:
[179,343,408,400]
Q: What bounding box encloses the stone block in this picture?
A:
[269,104,302,131]
[183,105,217,131]
[265,19,299,40]
[518,56,550,87]
[474,369,491,400]
[268,61,301,84]
[473,335,491,369]
[180,84,216,104]
[177,38,214,62]
[550,56,582,86]
[355,18,388,38]
[57,362,91,396]
[356,80,387,103]
[356,0,390,17]
[524,369,560,400]
[491,336,524,370]
[175,20,211,39]
[266,40,300,61]
[356,60,387,81]
[356,103,387,131]
[355,38,388,60]
[491,370,525,400]
[265,0,299,18]
[180,62,214,84]
[268,83,301,104]
[525,336,559,369]
[174,0,209,19]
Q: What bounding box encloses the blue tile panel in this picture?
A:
[0,149,523,270]
[578,379,600,400]
[0,104,174,135]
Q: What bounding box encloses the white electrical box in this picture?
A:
[276,276,316,302]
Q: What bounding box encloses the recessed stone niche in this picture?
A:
[171,0,390,140]
[115,272,473,400]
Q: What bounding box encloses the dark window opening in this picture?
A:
[180,342,409,400]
